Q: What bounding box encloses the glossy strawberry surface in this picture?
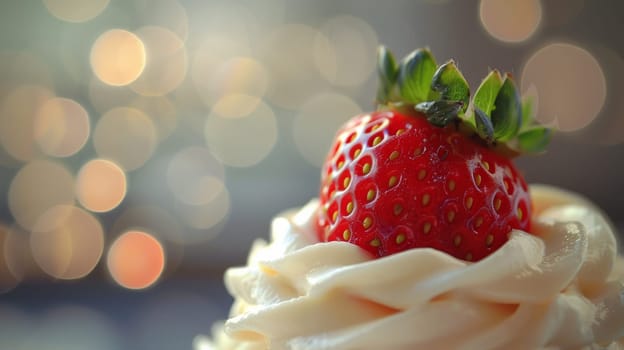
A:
[317,111,531,261]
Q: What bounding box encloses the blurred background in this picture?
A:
[0,0,622,348]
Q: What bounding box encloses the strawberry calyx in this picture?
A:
[376,46,551,155]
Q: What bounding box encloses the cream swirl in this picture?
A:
[197,185,624,350]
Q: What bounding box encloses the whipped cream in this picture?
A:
[196,185,624,350]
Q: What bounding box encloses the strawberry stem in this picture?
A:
[415,100,463,127]
[474,108,495,144]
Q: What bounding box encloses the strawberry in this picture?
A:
[316,47,550,261]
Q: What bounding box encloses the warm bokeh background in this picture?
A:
[0,0,622,349]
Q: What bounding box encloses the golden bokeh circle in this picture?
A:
[34,97,90,157]
[30,205,104,280]
[521,43,606,132]
[2,225,38,282]
[107,230,165,290]
[0,225,20,293]
[43,0,110,23]
[479,0,542,43]
[90,29,146,86]
[93,107,158,171]
[8,160,75,230]
[0,85,54,162]
[76,159,127,213]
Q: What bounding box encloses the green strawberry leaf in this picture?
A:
[491,76,522,141]
[474,107,494,144]
[431,60,469,113]
[397,48,436,104]
[415,100,463,127]
[517,126,551,153]
[372,46,552,157]
[521,96,534,130]
[473,70,503,117]
[376,46,398,104]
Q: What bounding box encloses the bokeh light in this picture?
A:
[107,231,165,290]
[0,1,621,347]
[261,24,328,109]
[314,15,378,87]
[0,225,20,293]
[166,146,225,206]
[93,107,157,171]
[205,99,277,167]
[8,160,75,230]
[479,0,542,43]
[0,85,53,162]
[130,96,178,141]
[191,36,252,107]
[211,93,263,119]
[30,205,104,280]
[293,93,363,167]
[215,57,269,101]
[43,0,110,23]
[587,48,624,145]
[131,26,187,96]
[521,42,606,132]
[135,0,189,41]
[34,97,90,157]
[199,56,269,115]
[2,226,38,283]
[567,47,624,146]
[90,29,146,86]
[173,186,230,232]
[76,159,127,213]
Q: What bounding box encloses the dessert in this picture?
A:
[196,47,624,349]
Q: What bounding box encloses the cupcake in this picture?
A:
[196,47,624,350]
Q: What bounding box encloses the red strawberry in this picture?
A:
[316,47,550,261]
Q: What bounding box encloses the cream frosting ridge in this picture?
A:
[197,185,624,350]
